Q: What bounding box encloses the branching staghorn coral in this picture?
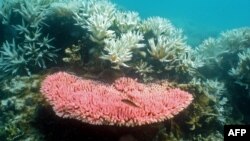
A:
[190,78,226,102]
[86,14,115,43]
[100,31,145,69]
[100,39,132,69]
[204,79,226,101]
[72,0,197,78]
[13,0,50,28]
[148,35,187,63]
[194,27,250,127]
[74,0,116,43]
[176,51,204,75]
[0,0,17,24]
[13,19,29,35]
[0,40,27,77]
[86,0,115,17]
[23,39,58,69]
[189,78,230,124]
[24,27,42,42]
[1,0,77,26]
[0,37,58,78]
[229,48,250,89]
[0,18,58,79]
[148,34,193,72]
[134,60,153,82]
[145,33,203,76]
[14,18,58,69]
[193,37,227,65]
[195,27,250,65]
[47,0,81,17]
[140,17,175,36]
[194,27,250,80]
[0,0,64,25]
[120,31,145,49]
[0,0,61,79]
[73,0,95,25]
[219,27,250,52]
[114,11,140,33]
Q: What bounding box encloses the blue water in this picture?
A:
[112,0,250,46]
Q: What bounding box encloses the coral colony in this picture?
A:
[0,0,250,140]
[40,72,193,126]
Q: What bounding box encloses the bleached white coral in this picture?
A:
[120,31,145,49]
[229,48,250,89]
[100,38,132,69]
[229,49,250,75]
[100,31,145,69]
[148,35,187,62]
[205,79,226,99]
[176,50,204,74]
[74,0,116,43]
[196,28,250,60]
[73,0,92,26]
[140,17,175,36]
[190,77,230,124]
[86,14,115,43]
[48,0,81,17]
[194,37,228,65]
[89,0,115,17]
[114,11,140,32]
[147,33,198,75]
[219,27,250,52]
[195,27,250,85]
[190,78,226,102]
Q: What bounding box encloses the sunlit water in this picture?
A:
[112,0,250,46]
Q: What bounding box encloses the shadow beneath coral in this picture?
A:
[33,106,161,141]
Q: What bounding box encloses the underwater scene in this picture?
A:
[0,0,250,141]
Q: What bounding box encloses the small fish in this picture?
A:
[121,99,140,108]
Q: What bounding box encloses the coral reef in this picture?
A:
[0,0,249,140]
[194,27,250,125]
[72,0,202,80]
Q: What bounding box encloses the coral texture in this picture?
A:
[40,72,193,127]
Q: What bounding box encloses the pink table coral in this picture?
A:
[40,72,193,127]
